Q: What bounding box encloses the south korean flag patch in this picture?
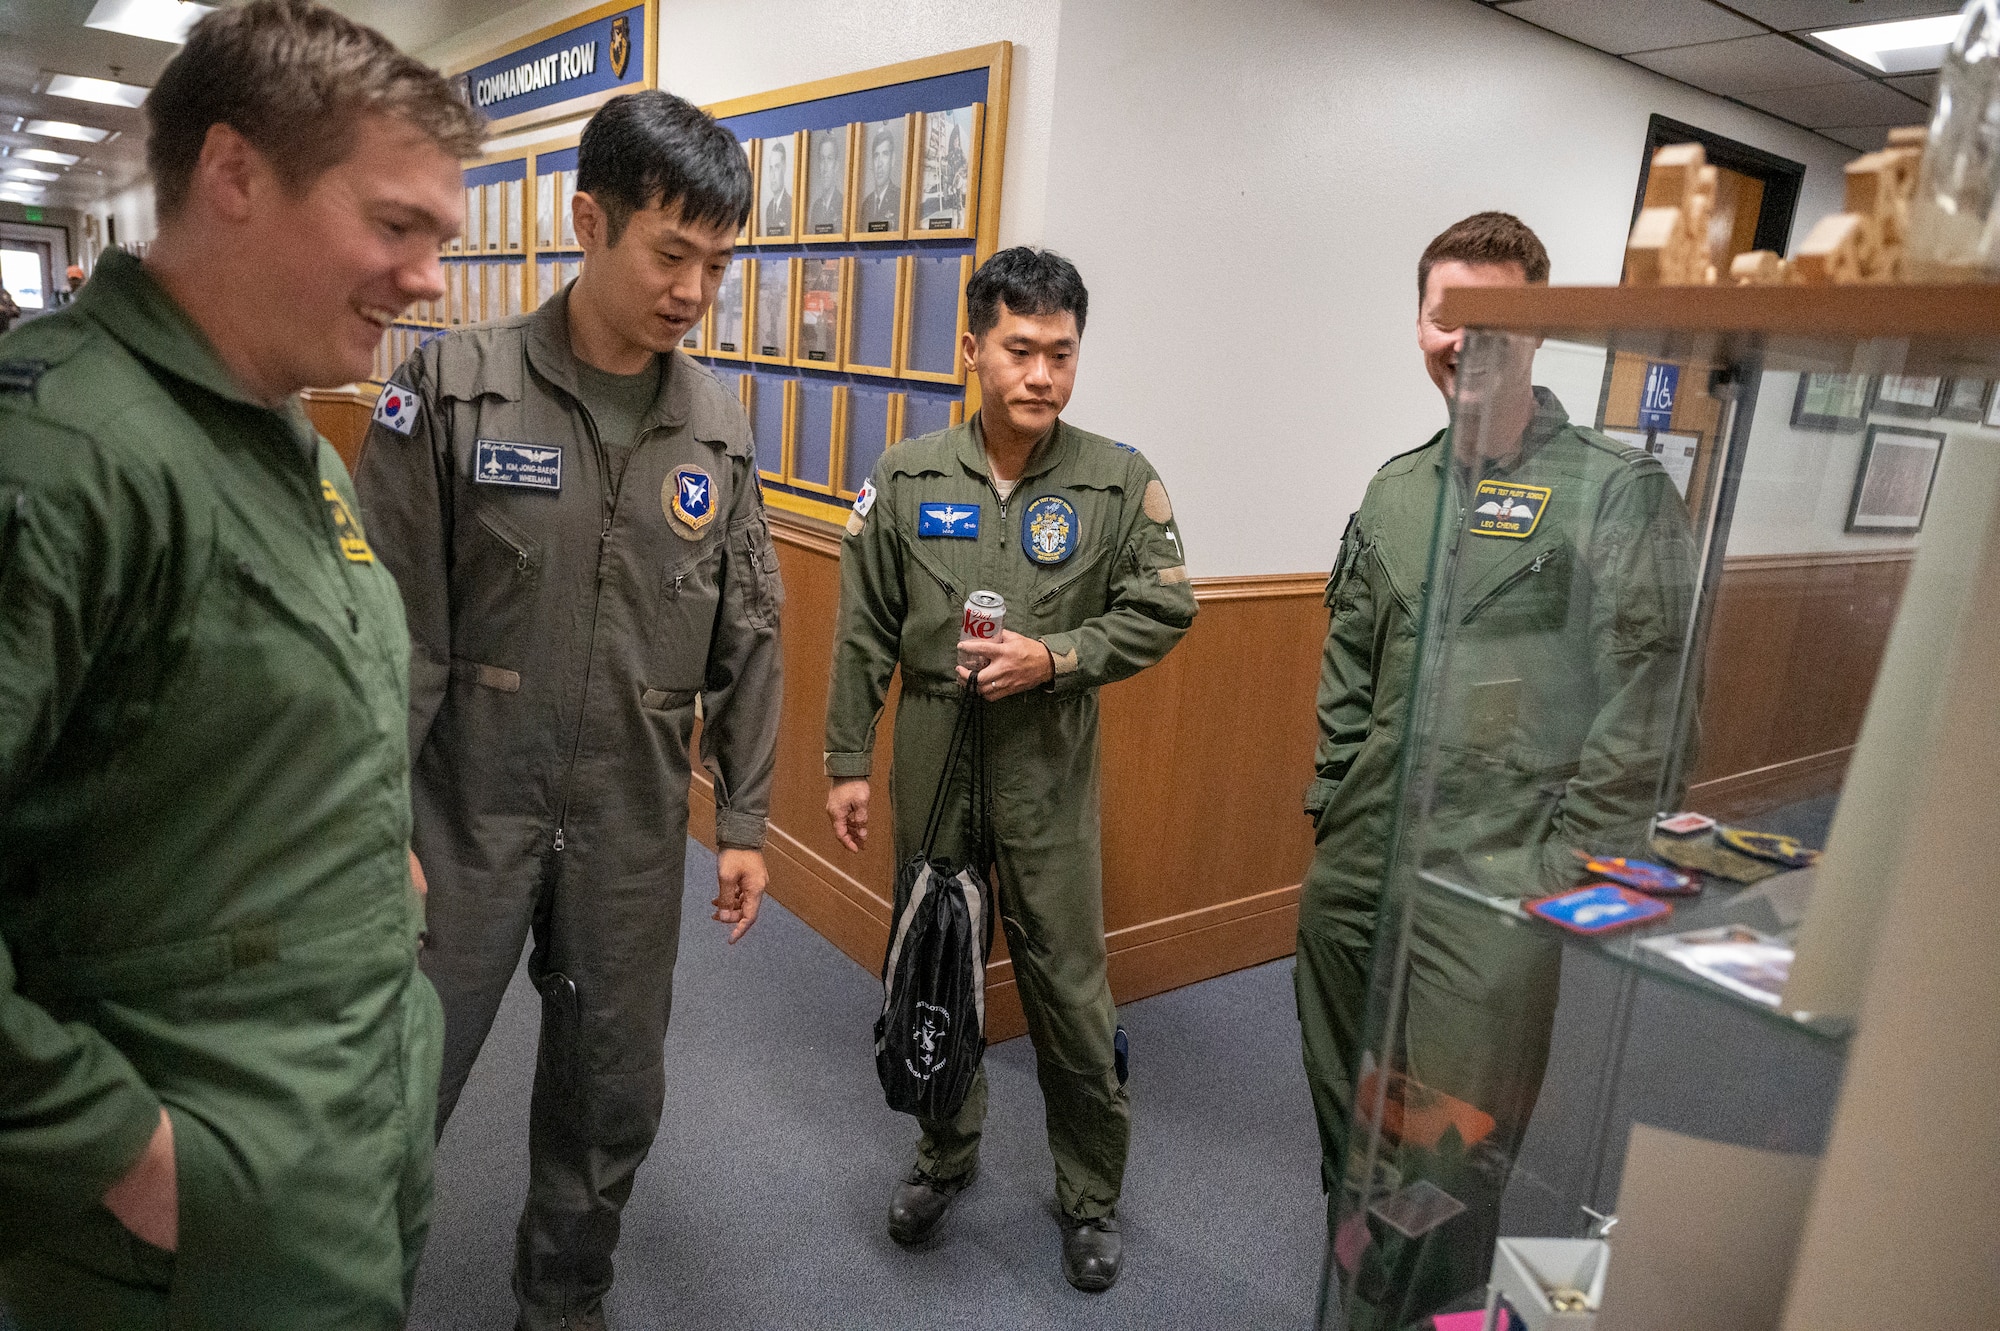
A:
[846,479,877,536]
[372,382,419,436]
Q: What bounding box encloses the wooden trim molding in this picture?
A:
[704,43,1012,121]
[1721,549,1915,572]
[1190,572,1326,602]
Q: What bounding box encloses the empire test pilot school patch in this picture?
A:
[1468,479,1551,538]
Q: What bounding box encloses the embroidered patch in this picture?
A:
[1021,495,1078,565]
[918,502,980,538]
[320,479,374,562]
[1142,479,1173,523]
[1112,440,1137,453]
[1467,479,1551,539]
[474,440,562,491]
[666,465,717,536]
[854,480,877,517]
[372,382,419,435]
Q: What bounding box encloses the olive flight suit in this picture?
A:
[0,251,438,1330]
[1296,389,1696,1325]
[826,417,1196,1221]
[355,289,783,1327]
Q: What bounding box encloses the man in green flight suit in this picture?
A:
[356,92,781,1331]
[0,4,480,1328]
[1295,214,1696,1326]
[824,248,1196,1291]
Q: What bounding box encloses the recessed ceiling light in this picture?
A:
[3,167,61,181]
[0,186,49,201]
[83,0,215,45]
[13,148,82,166]
[25,120,112,144]
[1813,13,1966,75]
[45,74,149,109]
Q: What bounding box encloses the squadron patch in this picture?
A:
[1468,479,1550,539]
[372,382,419,435]
[666,465,716,537]
[1021,495,1078,565]
[320,479,374,563]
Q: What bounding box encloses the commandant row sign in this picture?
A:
[451,1,651,130]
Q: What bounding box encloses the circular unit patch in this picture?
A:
[664,464,717,539]
[1020,495,1079,566]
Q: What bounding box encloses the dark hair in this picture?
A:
[1417,212,1550,307]
[578,91,752,245]
[966,247,1088,339]
[147,0,484,219]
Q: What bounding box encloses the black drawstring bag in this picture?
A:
[874,676,996,1120]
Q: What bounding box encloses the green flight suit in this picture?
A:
[0,251,438,1330]
[1295,389,1695,1325]
[826,417,1195,1220]
[355,289,782,1327]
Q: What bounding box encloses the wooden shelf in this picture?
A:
[1439,283,2000,376]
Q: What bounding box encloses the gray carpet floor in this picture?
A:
[409,842,1328,1331]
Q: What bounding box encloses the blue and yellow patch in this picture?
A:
[321,479,374,562]
[1021,495,1078,565]
[1468,479,1551,539]
[667,465,716,536]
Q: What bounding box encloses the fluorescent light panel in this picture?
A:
[25,120,111,144]
[1814,13,1965,75]
[3,167,61,181]
[83,0,215,45]
[13,148,82,166]
[45,74,149,109]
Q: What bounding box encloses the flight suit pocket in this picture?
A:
[731,518,784,629]
[475,506,541,577]
[1461,545,1572,635]
[649,541,724,689]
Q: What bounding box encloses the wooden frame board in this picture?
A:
[901,252,971,385]
[793,255,848,369]
[749,256,799,365]
[710,256,750,360]
[911,103,983,240]
[751,375,797,486]
[446,0,659,139]
[842,254,906,378]
[788,380,844,497]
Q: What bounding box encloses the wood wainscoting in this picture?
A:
[1688,548,1913,819]
[689,518,1327,1041]
[303,388,375,474]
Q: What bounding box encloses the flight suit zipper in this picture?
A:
[1031,547,1108,607]
[1462,546,1561,624]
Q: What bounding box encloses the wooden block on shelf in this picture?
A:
[1623,205,1682,286]
[1729,250,1786,286]
[1887,125,1929,149]
[1844,152,1899,218]
[1794,212,1867,285]
[1643,143,1707,210]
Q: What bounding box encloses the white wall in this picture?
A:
[87,182,159,254]
[1037,0,1857,576]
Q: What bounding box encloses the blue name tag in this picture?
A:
[474,440,563,491]
[918,502,980,538]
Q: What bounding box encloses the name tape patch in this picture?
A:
[918,502,980,539]
[1468,479,1550,539]
[475,440,563,491]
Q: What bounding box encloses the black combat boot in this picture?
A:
[1061,1212,1122,1292]
[886,1166,976,1246]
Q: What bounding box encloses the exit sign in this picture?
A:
[22,207,42,222]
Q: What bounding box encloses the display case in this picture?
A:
[1321,285,2000,1330]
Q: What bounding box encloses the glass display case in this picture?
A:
[1321,285,2000,1330]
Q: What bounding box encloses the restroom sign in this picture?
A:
[1639,361,1679,431]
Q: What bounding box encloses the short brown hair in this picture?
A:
[147,0,485,218]
[1417,212,1550,307]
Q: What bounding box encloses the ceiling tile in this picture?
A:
[1819,125,1896,152]
[1723,0,1965,33]
[1736,78,1933,127]
[1626,33,1867,94]
[1886,72,1940,104]
[1498,0,1761,55]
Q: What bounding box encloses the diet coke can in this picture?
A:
[959,591,1006,672]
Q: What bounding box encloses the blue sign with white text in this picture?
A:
[1639,361,1679,431]
[918,502,981,539]
[456,5,644,121]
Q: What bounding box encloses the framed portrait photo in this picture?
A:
[794,256,847,368]
[735,139,753,246]
[679,305,709,356]
[1847,425,1946,534]
[753,131,801,244]
[749,256,798,365]
[802,124,853,241]
[484,184,504,253]
[1872,374,1944,419]
[710,257,749,360]
[504,177,524,251]
[1940,377,1991,423]
[1790,372,1872,432]
[464,185,484,253]
[853,114,913,239]
[915,104,983,237]
[535,171,556,250]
